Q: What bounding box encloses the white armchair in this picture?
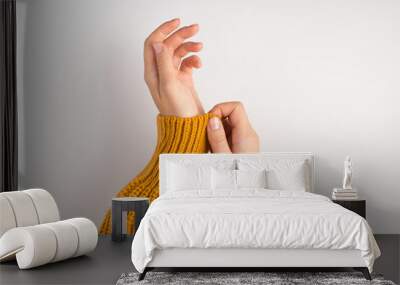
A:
[0,189,97,269]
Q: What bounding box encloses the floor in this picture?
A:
[0,235,399,285]
[0,237,134,285]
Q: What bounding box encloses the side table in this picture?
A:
[332,199,366,219]
[112,197,149,242]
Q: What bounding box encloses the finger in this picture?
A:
[144,18,180,71]
[208,101,251,130]
[173,42,202,67]
[144,18,180,96]
[144,18,181,51]
[180,55,202,74]
[175,42,203,58]
[152,18,181,37]
[222,117,232,138]
[164,24,199,51]
[152,42,175,85]
[207,117,232,153]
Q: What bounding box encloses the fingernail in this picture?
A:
[209,117,220,130]
[152,42,163,54]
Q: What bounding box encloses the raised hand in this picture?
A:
[207,102,260,153]
[144,18,204,117]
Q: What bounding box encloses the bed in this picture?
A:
[131,153,380,280]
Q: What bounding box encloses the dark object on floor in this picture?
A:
[138,268,148,281]
[354,267,372,280]
[112,197,149,242]
[117,271,395,285]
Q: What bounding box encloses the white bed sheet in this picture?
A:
[131,189,380,273]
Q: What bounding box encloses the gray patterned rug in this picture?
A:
[116,272,396,285]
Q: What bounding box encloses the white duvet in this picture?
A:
[131,189,380,273]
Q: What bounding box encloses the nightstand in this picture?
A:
[332,199,366,219]
[111,197,149,242]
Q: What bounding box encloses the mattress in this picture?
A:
[131,189,380,273]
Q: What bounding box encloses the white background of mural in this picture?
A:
[16,0,400,233]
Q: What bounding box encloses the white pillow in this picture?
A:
[210,159,237,171]
[167,162,212,191]
[266,163,307,191]
[237,159,309,191]
[212,168,237,190]
[237,169,267,189]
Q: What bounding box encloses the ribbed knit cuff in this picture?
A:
[156,113,212,154]
[99,113,212,234]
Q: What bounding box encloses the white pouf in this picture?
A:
[0,189,98,269]
[1,191,40,227]
[0,218,98,269]
[24,188,60,223]
[0,196,17,237]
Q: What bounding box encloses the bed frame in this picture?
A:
[139,153,372,281]
[140,248,370,280]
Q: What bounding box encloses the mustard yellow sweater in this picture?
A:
[99,113,212,235]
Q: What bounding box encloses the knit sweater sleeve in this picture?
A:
[99,113,212,234]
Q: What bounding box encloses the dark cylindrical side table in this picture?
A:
[112,197,149,242]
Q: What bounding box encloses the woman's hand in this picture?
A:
[144,18,204,117]
[207,102,260,153]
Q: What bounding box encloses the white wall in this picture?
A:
[17,0,400,233]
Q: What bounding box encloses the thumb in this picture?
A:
[207,117,232,153]
[152,42,174,86]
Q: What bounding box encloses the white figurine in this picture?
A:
[342,156,353,190]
